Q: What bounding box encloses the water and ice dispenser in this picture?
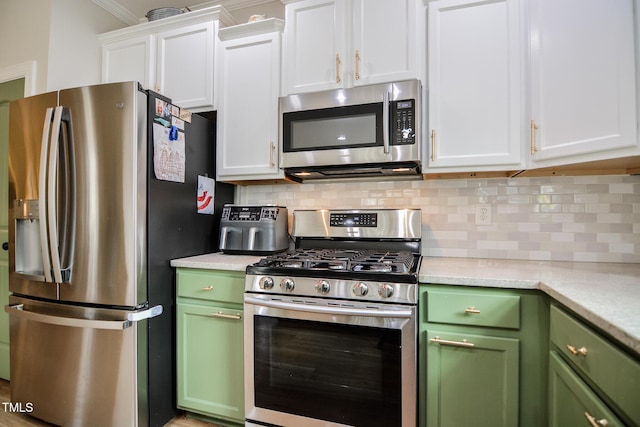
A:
[13,199,45,278]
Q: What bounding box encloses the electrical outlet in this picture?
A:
[475,204,492,225]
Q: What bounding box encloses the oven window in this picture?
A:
[253,315,402,426]
[283,103,384,152]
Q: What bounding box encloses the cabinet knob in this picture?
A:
[464,306,481,314]
[2,242,8,251]
[201,286,214,292]
[211,312,241,320]
[430,336,475,348]
[566,344,588,356]
[584,411,608,426]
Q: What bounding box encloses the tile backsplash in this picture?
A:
[236,175,640,263]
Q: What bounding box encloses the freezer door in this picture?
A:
[5,295,152,426]
[57,82,147,306]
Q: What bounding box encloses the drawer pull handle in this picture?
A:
[430,336,475,348]
[567,344,588,356]
[584,411,608,426]
[211,312,242,320]
[464,306,481,314]
[201,286,214,292]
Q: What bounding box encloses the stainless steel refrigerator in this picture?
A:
[5,81,234,426]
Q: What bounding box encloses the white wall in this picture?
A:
[47,0,125,91]
[0,0,125,94]
[0,0,52,94]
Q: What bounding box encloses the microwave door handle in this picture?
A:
[47,106,64,283]
[383,90,390,154]
[38,108,54,283]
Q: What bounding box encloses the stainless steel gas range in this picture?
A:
[244,209,422,427]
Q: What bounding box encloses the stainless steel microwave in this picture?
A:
[279,79,422,181]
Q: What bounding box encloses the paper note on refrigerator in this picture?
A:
[153,123,185,183]
[197,175,215,215]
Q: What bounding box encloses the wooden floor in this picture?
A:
[0,379,223,427]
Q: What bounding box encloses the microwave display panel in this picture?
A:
[391,99,415,145]
[283,103,384,152]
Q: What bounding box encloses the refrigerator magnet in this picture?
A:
[197,175,215,215]
[152,123,185,183]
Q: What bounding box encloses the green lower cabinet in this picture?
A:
[549,351,624,427]
[419,285,549,427]
[548,305,640,426]
[176,268,245,426]
[425,330,519,427]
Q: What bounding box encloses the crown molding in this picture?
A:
[92,0,139,25]
[94,0,278,25]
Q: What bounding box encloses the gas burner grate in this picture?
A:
[256,249,419,274]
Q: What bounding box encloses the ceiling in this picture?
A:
[93,0,266,25]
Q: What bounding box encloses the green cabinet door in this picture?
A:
[425,329,519,427]
[549,351,623,427]
[177,302,244,424]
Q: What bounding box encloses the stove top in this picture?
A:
[245,209,422,304]
[252,248,419,274]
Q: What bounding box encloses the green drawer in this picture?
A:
[177,268,245,304]
[550,305,640,425]
[427,288,520,329]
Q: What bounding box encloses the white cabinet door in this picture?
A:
[529,0,638,165]
[351,0,418,86]
[427,0,523,170]
[101,35,155,89]
[217,24,284,180]
[156,21,215,110]
[282,0,346,94]
[100,7,233,112]
[282,0,419,94]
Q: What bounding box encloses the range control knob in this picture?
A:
[280,278,295,292]
[315,280,331,294]
[353,282,369,297]
[259,277,274,290]
[378,284,394,299]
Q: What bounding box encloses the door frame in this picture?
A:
[0,61,37,96]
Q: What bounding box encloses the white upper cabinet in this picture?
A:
[282,0,420,94]
[99,7,236,112]
[528,0,639,166]
[426,0,524,171]
[351,0,418,86]
[100,34,155,91]
[216,19,285,181]
[156,22,215,109]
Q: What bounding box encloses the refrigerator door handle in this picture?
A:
[126,305,163,321]
[47,107,64,283]
[4,303,132,330]
[45,106,75,283]
[38,108,54,283]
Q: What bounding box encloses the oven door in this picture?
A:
[244,294,416,427]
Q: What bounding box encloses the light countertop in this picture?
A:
[419,257,640,355]
[171,253,640,355]
[171,253,262,271]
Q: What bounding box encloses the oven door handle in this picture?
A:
[244,296,413,318]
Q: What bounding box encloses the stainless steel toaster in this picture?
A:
[219,205,289,254]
